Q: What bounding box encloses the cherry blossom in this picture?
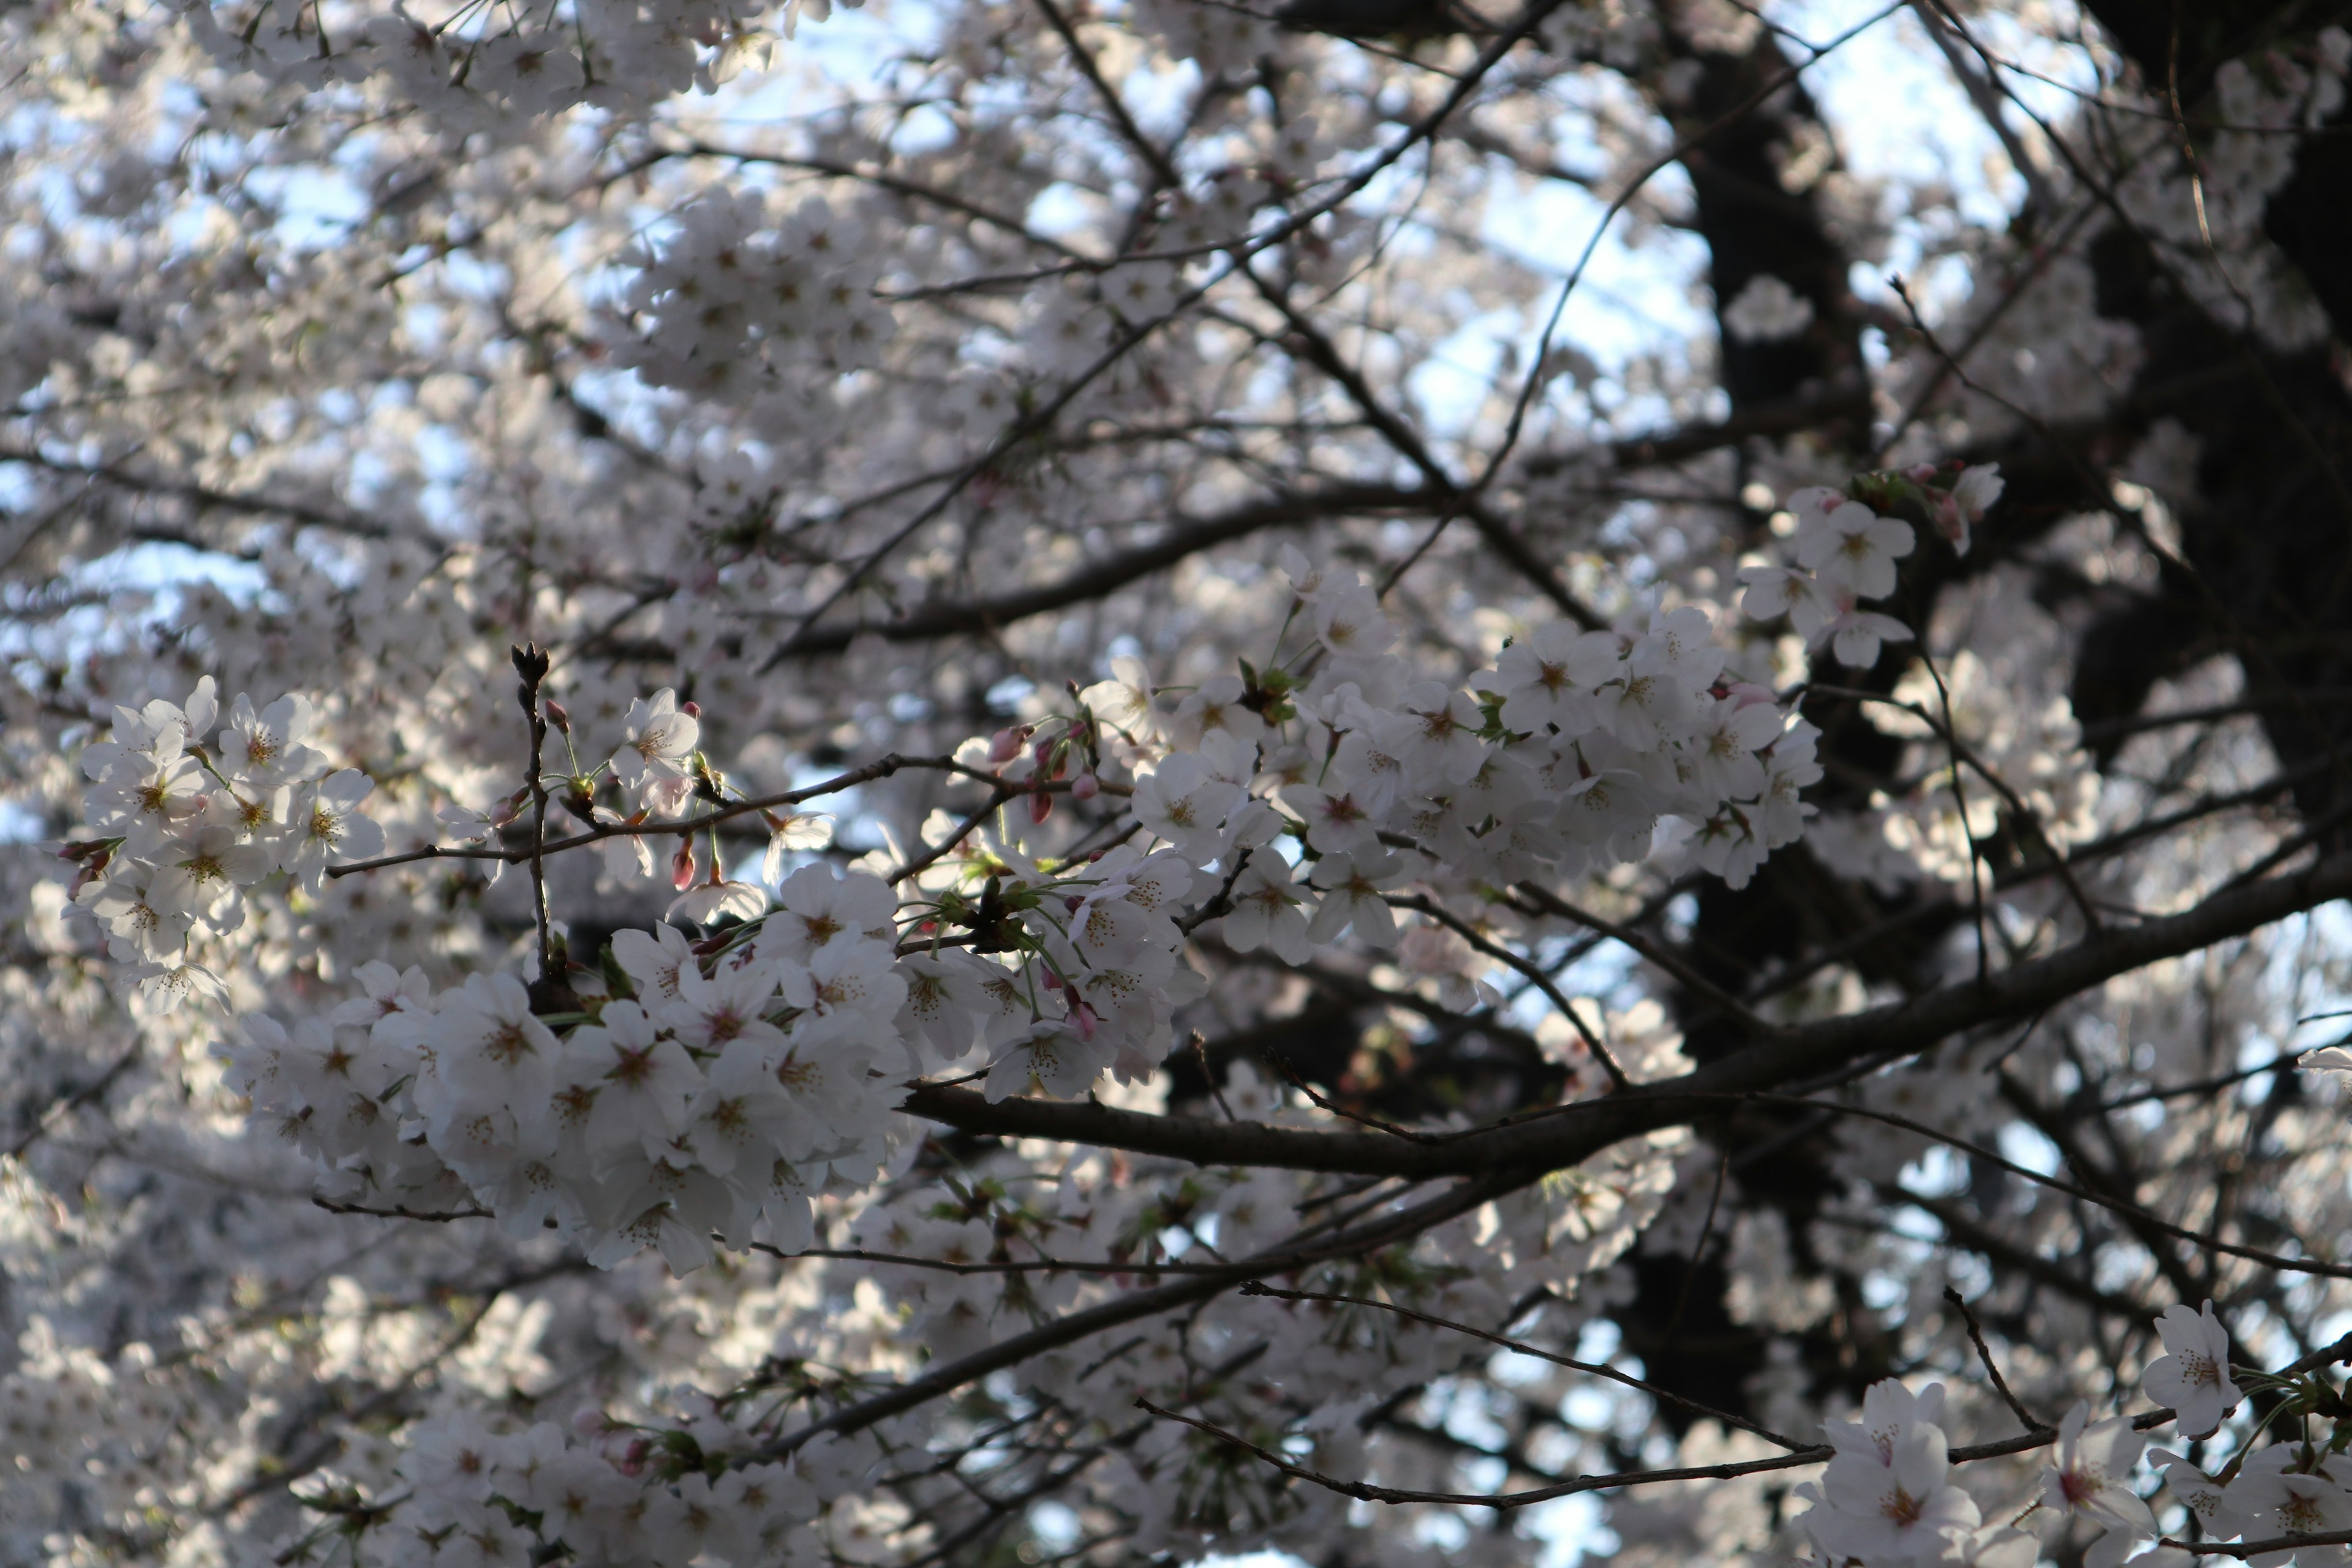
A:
[2039,1402,2157,1567]
[2142,1299,2243,1438]
[10,6,2352,1567]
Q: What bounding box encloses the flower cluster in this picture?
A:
[282,1407,869,1568]
[62,677,384,1012]
[612,192,898,402]
[1741,467,2001,668]
[179,0,797,132]
[186,550,1830,1265]
[220,865,917,1274]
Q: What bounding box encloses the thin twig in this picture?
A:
[1943,1284,2048,1433]
[1238,1280,1810,1450]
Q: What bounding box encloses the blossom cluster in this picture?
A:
[1783,1300,2321,1568]
[1740,466,2002,668]
[62,677,385,1012]
[219,880,916,1275]
[612,191,899,402]
[179,0,798,131]
[277,1406,870,1568]
[165,549,1840,1270]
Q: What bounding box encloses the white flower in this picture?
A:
[2222,1445,2352,1545]
[612,688,700,787]
[668,875,768,927]
[1556,765,1657,858]
[83,745,206,858]
[1722,273,1815,341]
[1306,848,1403,946]
[216,692,326,790]
[130,958,230,1014]
[1219,850,1314,963]
[1079,655,1159,742]
[895,950,989,1070]
[760,808,834,883]
[2142,1300,2242,1439]
[559,1001,704,1168]
[150,805,276,930]
[416,971,560,1174]
[1822,597,1915,668]
[1738,564,1839,641]
[614,922,697,1006]
[76,862,195,961]
[984,1020,1107,1102]
[2153,1449,2246,1542]
[785,937,908,1024]
[1795,500,1915,600]
[1377,682,1488,788]
[1824,1378,1950,1466]
[1284,784,1382,857]
[1133,752,1242,862]
[282,768,386,889]
[1759,722,1823,844]
[1931,462,2004,555]
[763,864,895,963]
[1312,583,1396,658]
[1593,642,1697,748]
[1691,698,1787,801]
[398,1412,503,1500]
[1168,673,1265,748]
[1808,1402,1980,1564]
[1491,622,1616,736]
[1397,923,1496,1012]
[2041,1401,2156,1568]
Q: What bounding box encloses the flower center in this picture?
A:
[485,1022,537,1066]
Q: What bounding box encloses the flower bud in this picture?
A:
[988,725,1031,764]
[1070,772,1101,801]
[1028,789,1053,824]
[543,698,570,734]
[671,837,697,891]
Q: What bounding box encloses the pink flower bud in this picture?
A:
[1028,790,1053,825]
[571,1408,611,1439]
[1070,772,1101,801]
[680,700,701,718]
[987,725,1030,764]
[671,838,696,892]
[543,698,570,734]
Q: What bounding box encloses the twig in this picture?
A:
[1237,1280,1809,1450]
[1715,1092,2352,1281]
[1943,1284,2048,1433]
[1132,1396,2180,1510]
[1389,891,1632,1090]
[1510,883,1778,1039]
[510,643,555,981]
[2159,1534,2352,1559]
